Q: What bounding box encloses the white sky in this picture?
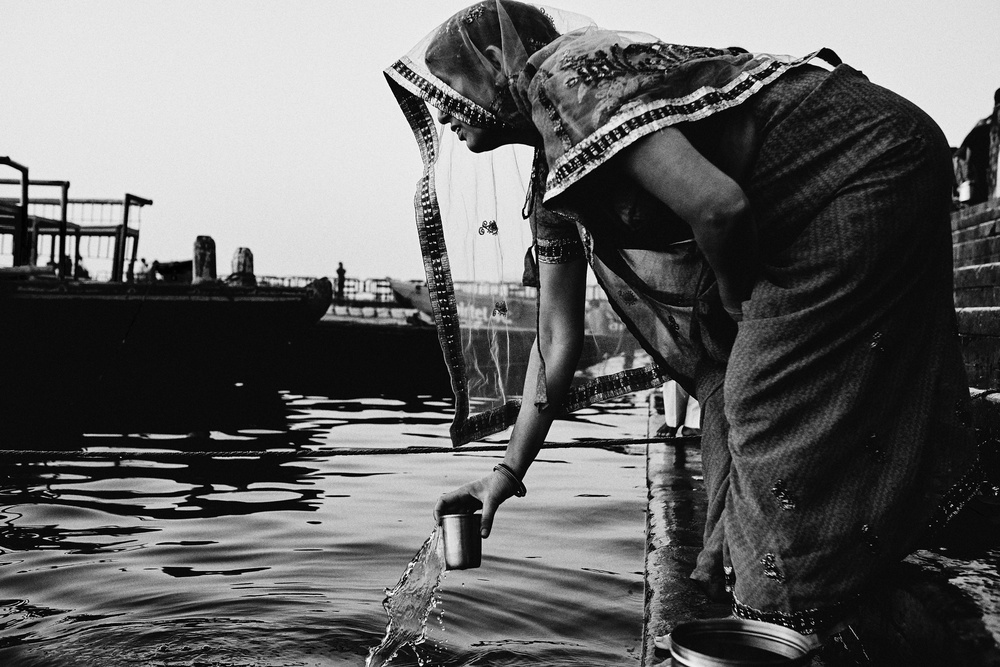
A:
[2,0,998,281]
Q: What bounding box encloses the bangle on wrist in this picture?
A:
[493,463,527,497]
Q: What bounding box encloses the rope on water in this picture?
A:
[0,436,700,461]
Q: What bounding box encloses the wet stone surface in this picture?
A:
[642,438,1000,667]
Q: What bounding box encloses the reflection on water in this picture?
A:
[0,389,650,666]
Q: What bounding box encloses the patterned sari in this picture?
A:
[387,0,985,634]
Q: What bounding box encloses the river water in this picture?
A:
[0,389,652,666]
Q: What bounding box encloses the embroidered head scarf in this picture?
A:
[385,1,832,446]
[384,2,661,446]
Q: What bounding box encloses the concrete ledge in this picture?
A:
[642,441,729,666]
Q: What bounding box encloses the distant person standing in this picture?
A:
[74,256,90,280]
[135,258,151,283]
[336,262,346,302]
[990,87,1000,200]
[658,380,701,438]
[956,87,999,205]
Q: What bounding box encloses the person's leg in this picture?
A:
[657,380,681,436]
[681,388,701,437]
[690,378,731,601]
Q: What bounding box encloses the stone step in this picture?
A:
[953,200,1000,233]
[954,218,1000,244]
[955,263,1000,291]
[958,307,1000,336]
[954,236,1000,268]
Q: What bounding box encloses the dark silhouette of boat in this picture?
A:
[1,157,332,436]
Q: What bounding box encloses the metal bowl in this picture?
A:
[668,618,815,666]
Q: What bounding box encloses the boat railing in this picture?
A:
[0,158,152,282]
[257,276,397,301]
[285,276,613,306]
[126,274,608,306]
[451,279,608,303]
[0,157,31,270]
[258,275,325,289]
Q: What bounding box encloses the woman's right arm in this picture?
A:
[620,126,756,316]
[434,255,588,537]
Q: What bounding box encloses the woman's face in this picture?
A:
[434,109,503,153]
[430,67,508,153]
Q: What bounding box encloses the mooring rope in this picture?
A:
[0,436,700,461]
[8,386,996,462]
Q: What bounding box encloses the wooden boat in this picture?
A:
[388,277,641,357]
[1,157,332,435]
[387,277,643,392]
[265,276,644,401]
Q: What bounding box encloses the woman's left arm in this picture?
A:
[432,256,588,538]
[619,127,757,316]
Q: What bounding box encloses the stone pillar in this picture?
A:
[229,247,257,286]
[232,247,254,276]
[193,235,216,284]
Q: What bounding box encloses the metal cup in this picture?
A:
[440,512,482,570]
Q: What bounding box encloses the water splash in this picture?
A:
[366,527,447,667]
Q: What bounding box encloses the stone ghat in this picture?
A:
[954,200,1000,390]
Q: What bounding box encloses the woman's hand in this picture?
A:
[434,471,515,538]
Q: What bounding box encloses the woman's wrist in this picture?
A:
[493,463,527,497]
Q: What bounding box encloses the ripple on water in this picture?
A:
[0,393,651,666]
[0,616,373,667]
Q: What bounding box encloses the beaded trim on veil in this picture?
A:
[386,66,668,445]
[384,2,668,446]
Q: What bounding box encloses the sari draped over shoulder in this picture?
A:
[515,27,983,631]
[513,30,835,200]
[516,28,837,399]
[387,0,985,637]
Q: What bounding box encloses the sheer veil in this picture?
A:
[385,1,665,446]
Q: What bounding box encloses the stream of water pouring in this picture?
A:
[365,527,447,667]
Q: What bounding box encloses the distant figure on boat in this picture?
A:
[58,254,73,278]
[74,256,90,280]
[148,260,165,282]
[336,262,346,302]
[135,258,151,283]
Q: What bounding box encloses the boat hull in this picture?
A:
[1,278,332,435]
